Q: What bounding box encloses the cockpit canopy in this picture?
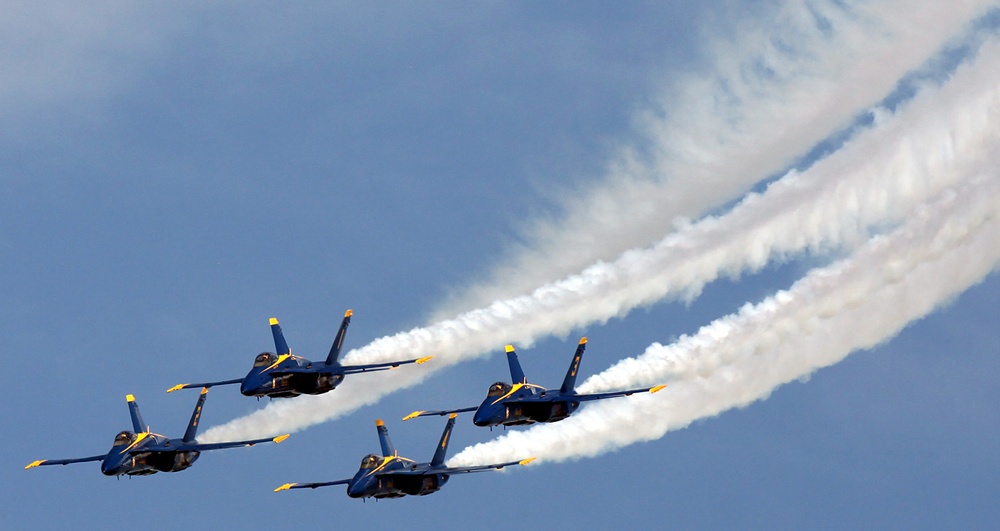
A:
[487,382,511,397]
[360,454,381,469]
[254,352,274,367]
[113,431,137,446]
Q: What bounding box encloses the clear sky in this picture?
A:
[4,2,999,529]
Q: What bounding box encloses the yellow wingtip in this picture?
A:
[25,460,45,469]
[273,434,290,444]
[650,384,667,394]
[519,457,537,466]
[166,384,185,393]
[505,345,515,353]
[376,419,385,427]
[126,394,136,402]
[580,337,587,344]
[416,356,433,364]
[269,317,279,325]
[402,411,423,421]
[344,309,353,317]
[274,483,294,492]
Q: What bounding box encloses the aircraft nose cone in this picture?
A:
[473,408,494,427]
[347,480,370,498]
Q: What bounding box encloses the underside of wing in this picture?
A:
[274,479,350,491]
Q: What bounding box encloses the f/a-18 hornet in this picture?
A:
[403,337,665,427]
[274,415,534,499]
[26,389,289,476]
[167,310,432,398]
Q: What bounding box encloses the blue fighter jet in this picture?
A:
[167,310,432,398]
[26,389,289,476]
[274,415,533,499]
[403,337,666,427]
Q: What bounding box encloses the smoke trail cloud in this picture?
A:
[449,173,1000,466]
[200,30,1000,444]
[438,0,997,317]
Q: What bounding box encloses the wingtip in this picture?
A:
[274,483,295,492]
[25,460,45,469]
[505,344,515,353]
[344,309,353,318]
[519,457,537,466]
[165,384,185,393]
[650,384,667,394]
[402,411,423,421]
[416,356,433,364]
[269,317,279,325]
[273,434,291,444]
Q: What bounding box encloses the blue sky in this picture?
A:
[5,2,999,529]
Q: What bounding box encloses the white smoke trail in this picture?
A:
[438,0,997,316]
[200,31,1000,443]
[449,173,1000,466]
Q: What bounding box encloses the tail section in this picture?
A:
[270,318,291,356]
[126,394,147,433]
[376,419,396,457]
[505,345,526,384]
[431,413,457,466]
[324,309,352,365]
[183,388,209,443]
[560,337,587,393]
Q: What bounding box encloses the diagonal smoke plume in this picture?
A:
[199,10,1000,444]
[437,0,997,317]
[449,173,1000,465]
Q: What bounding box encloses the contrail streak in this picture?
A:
[438,0,997,317]
[449,173,1000,466]
[199,12,1000,444]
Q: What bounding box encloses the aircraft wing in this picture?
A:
[146,434,290,453]
[25,455,105,469]
[335,356,434,375]
[274,479,350,492]
[166,378,244,393]
[571,384,667,402]
[380,457,536,476]
[402,406,478,421]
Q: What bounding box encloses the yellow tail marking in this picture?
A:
[505,345,515,353]
[126,394,136,402]
[579,337,587,344]
[274,483,295,492]
[402,411,424,421]
[416,356,433,364]
[269,317,279,325]
[344,309,353,317]
[25,460,45,469]
[166,384,186,393]
[375,419,385,427]
[273,434,291,444]
[650,384,668,393]
[200,387,209,395]
[519,457,537,466]
[448,412,458,420]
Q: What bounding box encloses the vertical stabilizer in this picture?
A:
[126,394,147,433]
[376,419,396,457]
[324,309,352,365]
[270,318,291,356]
[183,388,209,443]
[431,413,457,466]
[505,345,526,384]
[560,337,587,393]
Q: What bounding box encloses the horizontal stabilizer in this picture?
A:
[336,356,433,375]
[25,455,105,469]
[402,406,477,421]
[573,383,668,403]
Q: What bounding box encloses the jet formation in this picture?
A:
[27,310,667,500]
